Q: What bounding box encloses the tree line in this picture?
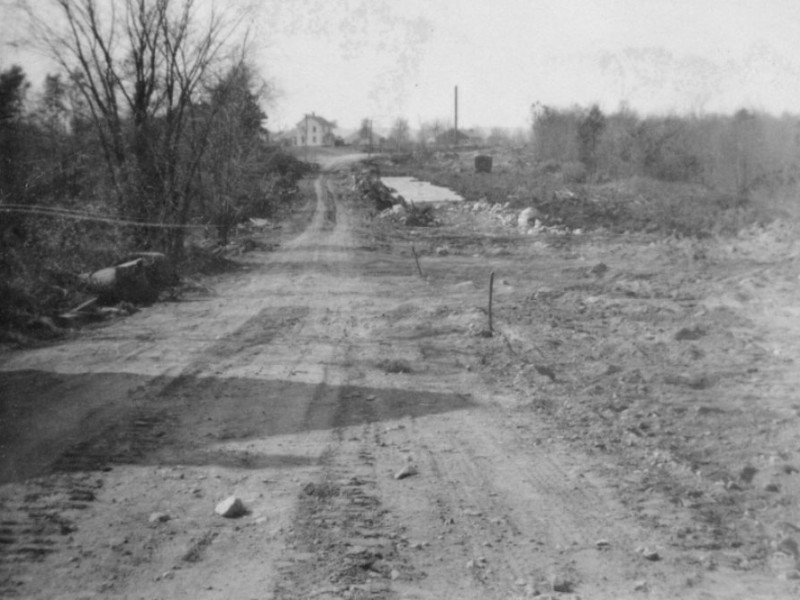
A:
[531,102,800,197]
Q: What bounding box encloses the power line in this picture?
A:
[0,204,211,229]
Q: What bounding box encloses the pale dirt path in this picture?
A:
[1,159,793,599]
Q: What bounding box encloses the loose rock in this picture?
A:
[777,537,799,558]
[148,512,170,524]
[641,548,661,561]
[215,495,247,518]
[394,464,418,480]
[550,574,574,593]
[739,465,758,483]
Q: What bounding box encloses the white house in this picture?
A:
[295,113,336,147]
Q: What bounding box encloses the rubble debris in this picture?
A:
[518,207,540,229]
[354,164,395,211]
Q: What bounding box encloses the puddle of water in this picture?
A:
[381,177,464,204]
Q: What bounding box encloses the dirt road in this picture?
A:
[2,157,799,599]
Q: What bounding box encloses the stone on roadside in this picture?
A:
[550,574,574,593]
[215,495,247,518]
[394,464,418,480]
[641,548,661,561]
[739,465,758,483]
[148,512,170,524]
[777,537,799,558]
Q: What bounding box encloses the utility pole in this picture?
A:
[454,85,459,148]
[304,114,308,162]
[369,119,373,156]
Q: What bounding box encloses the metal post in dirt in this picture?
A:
[411,245,424,278]
[488,271,495,335]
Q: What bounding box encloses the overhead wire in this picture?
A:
[0,203,212,229]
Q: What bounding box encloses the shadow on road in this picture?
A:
[1,369,474,483]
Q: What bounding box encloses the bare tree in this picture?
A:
[388,117,410,151]
[201,61,267,245]
[23,0,251,254]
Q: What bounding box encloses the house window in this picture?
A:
[313,126,316,132]
[313,136,316,143]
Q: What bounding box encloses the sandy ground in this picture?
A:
[2,153,800,599]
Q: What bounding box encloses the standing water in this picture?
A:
[381,177,464,204]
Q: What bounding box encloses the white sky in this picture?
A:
[4,0,800,131]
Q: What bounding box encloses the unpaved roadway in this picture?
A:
[2,156,799,599]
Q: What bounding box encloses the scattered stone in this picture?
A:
[782,570,800,581]
[739,465,758,483]
[215,496,247,518]
[148,512,170,524]
[390,569,400,581]
[765,482,781,493]
[641,548,661,561]
[674,325,707,341]
[345,545,369,557]
[590,262,609,277]
[518,207,540,229]
[515,577,527,587]
[394,464,418,480]
[595,539,611,550]
[550,574,574,593]
[777,537,799,558]
[633,580,649,592]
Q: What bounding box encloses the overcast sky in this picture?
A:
[4,0,800,131]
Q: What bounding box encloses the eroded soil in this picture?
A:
[2,155,800,599]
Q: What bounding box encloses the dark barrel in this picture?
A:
[475,155,493,173]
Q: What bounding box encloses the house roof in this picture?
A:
[297,114,337,129]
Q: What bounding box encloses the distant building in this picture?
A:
[295,113,337,147]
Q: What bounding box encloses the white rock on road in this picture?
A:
[215,496,247,518]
